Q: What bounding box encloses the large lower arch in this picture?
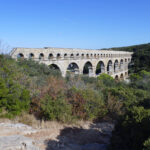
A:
[49,64,62,75]
[67,63,79,74]
[83,61,93,75]
[107,60,113,74]
[114,59,119,73]
[96,61,105,75]
[115,75,119,81]
[120,59,124,70]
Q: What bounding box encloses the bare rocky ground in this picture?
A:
[0,119,114,150]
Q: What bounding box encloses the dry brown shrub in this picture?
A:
[40,76,66,100]
[106,94,123,118]
[16,113,39,127]
[30,76,67,119]
[67,89,86,119]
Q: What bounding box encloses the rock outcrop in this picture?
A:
[0,135,39,150]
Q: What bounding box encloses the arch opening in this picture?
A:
[76,53,79,57]
[49,64,61,75]
[86,54,89,58]
[48,53,53,59]
[120,59,124,70]
[29,53,34,59]
[17,53,24,59]
[96,61,105,75]
[39,53,44,60]
[125,72,128,77]
[81,54,84,58]
[67,63,79,74]
[128,58,131,62]
[70,54,74,58]
[115,75,119,81]
[57,53,61,59]
[107,60,113,75]
[114,60,119,73]
[64,53,67,58]
[83,61,93,75]
[120,73,124,80]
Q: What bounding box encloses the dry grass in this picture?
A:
[0,113,93,131]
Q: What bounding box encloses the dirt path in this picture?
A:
[0,121,114,150]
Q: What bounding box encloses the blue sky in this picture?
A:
[0,0,150,50]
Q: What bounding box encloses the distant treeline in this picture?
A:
[111,43,150,73]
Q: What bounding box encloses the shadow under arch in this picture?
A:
[83,61,92,75]
[67,62,79,73]
[120,59,124,70]
[120,73,124,80]
[49,64,62,75]
[115,75,119,81]
[96,61,105,75]
[114,59,119,73]
[107,60,113,74]
[29,53,34,59]
[17,53,24,59]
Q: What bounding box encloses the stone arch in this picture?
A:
[76,53,79,57]
[114,59,119,73]
[70,53,74,58]
[125,72,128,77]
[83,61,93,75]
[86,54,89,58]
[120,59,124,70]
[128,58,131,62]
[39,53,44,60]
[96,61,105,75]
[81,54,84,58]
[115,75,119,81]
[48,53,53,59]
[120,73,124,80]
[91,54,93,57]
[125,58,127,63]
[49,64,62,75]
[107,60,113,74]
[94,54,96,58]
[64,53,67,58]
[29,53,34,59]
[67,62,79,74]
[57,53,61,59]
[17,53,24,59]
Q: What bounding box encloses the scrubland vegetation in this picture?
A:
[0,43,150,150]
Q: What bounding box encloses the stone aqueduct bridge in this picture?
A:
[10,47,133,79]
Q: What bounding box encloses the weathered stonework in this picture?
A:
[10,47,133,79]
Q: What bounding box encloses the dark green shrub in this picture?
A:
[41,95,72,123]
[97,73,115,87]
[109,106,150,150]
[0,77,30,117]
[143,138,150,150]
